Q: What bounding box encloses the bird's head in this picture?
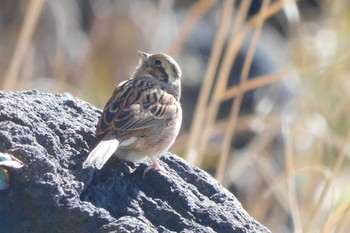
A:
[135,51,182,84]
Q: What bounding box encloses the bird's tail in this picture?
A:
[82,137,119,170]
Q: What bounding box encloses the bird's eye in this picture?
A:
[154,60,162,66]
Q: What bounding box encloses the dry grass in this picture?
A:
[1,1,350,232]
[2,0,45,90]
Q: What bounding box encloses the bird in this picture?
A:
[82,51,182,173]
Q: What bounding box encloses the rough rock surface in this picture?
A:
[0,90,270,233]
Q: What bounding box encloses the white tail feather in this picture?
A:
[82,138,119,170]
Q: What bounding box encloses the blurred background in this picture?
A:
[1,0,350,232]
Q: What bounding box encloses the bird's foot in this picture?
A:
[143,160,169,178]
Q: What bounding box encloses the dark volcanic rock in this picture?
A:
[0,90,270,233]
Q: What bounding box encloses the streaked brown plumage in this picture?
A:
[82,51,182,172]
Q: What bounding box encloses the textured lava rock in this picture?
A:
[0,90,270,233]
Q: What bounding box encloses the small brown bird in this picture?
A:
[83,51,182,173]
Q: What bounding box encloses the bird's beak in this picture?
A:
[138,51,150,61]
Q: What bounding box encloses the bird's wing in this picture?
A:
[96,78,179,136]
